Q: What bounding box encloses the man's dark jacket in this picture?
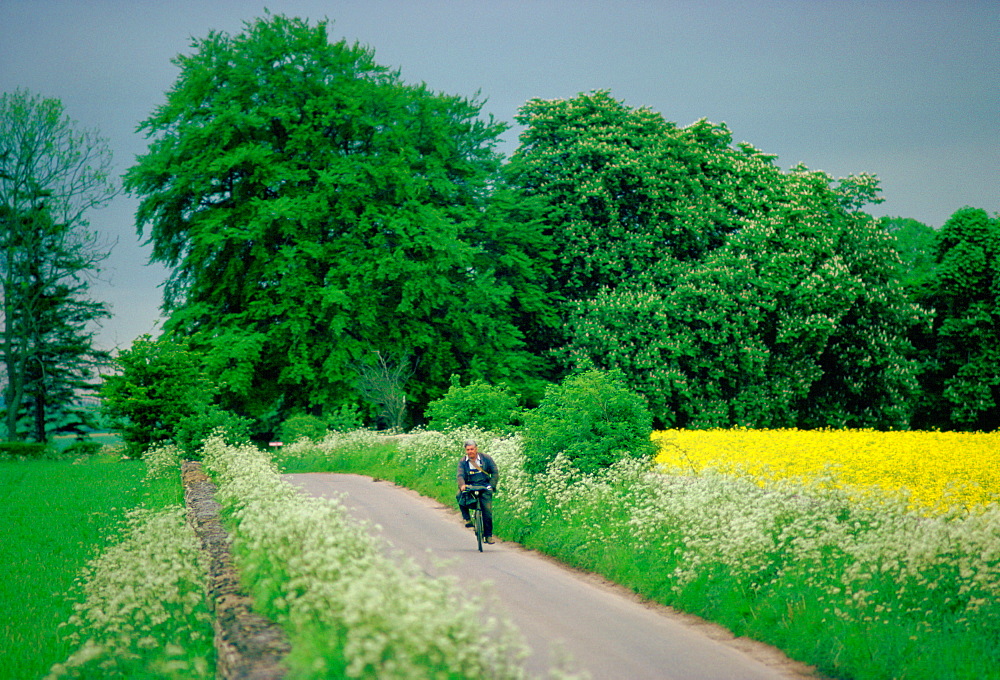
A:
[456,453,499,490]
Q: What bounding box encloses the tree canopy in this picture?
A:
[118,23,996,434]
[505,90,794,301]
[124,14,555,427]
[0,90,114,441]
[884,216,938,292]
[100,334,215,456]
[508,91,920,429]
[911,207,1000,430]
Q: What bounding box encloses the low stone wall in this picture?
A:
[182,460,290,679]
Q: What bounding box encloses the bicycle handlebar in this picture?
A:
[464,485,491,492]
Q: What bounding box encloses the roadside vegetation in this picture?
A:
[44,444,212,680]
[200,435,557,680]
[275,428,1000,680]
[10,415,997,679]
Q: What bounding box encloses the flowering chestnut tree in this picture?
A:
[509,91,919,428]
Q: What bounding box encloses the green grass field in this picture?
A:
[0,454,154,680]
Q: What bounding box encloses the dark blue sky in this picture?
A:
[2,0,998,350]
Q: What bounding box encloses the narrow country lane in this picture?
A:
[284,473,817,680]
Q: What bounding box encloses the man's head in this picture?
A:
[464,440,478,458]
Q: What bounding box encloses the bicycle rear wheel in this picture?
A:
[474,501,484,552]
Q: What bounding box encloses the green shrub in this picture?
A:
[424,377,521,433]
[0,441,50,458]
[100,335,216,458]
[279,413,329,443]
[175,405,253,458]
[326,403,364,432]
[521,369,654,474]
[61,439,104,457]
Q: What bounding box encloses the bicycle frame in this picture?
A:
[465,485,490,552]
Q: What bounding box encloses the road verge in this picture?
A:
[182,460,290,679]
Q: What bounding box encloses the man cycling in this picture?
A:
[456,439,499,544]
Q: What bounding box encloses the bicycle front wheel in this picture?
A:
[475,503,484,552]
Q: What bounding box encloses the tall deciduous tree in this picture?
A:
[125,15,554,426]
[505,90,791,302]
[509,91,919,428]
[0,90,115,441]
[566,174,920,429]
[912,207,1000,431]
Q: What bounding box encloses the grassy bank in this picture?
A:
[203,436,538,679]
[43,444,213,679]
[276,429,1000,680]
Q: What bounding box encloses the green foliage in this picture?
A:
[324,403,364,433]
[567,192,921,429]
[516,92,920,428]
[174,405,253,458]
[124,14,556,425]
[424,376,521,433]
[0,89,115,443]
[0,440,49,458]
[506,90,790,302]
[884,216,939,291]
[99,335,215,457]
[60,438,104,457]
[912,207,1000,430]
[521,369,653,474]
[279,413,329,443]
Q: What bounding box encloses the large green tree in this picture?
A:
[565,172,920,429]
[911,207,999,431]
[15,210,112,442]
[124,15,554,425]
[505,90,792,302]
[508,91,919,428]
[0,90,115,442]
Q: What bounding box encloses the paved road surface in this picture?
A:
[285,473,816,680]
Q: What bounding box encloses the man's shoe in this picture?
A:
[485,536,495,544]
[465,522,474,528]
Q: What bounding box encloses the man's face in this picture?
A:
[465,444,478,459]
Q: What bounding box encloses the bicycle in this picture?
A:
[462,485,491,552]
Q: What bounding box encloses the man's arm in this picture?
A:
[486,455,500,490]
[456,459,467,489]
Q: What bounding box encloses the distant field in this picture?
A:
[50,432,122,451]
[653,428,1000,514]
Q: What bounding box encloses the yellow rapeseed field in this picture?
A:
[652,429,1000,515]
